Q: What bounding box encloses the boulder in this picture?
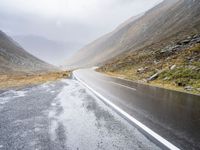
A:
[182,39,190,44]
[184,86,193,91]
[137,67,148,73]
[163,77,170,81]
[196,88,200,92]
[196,38,200,43]
[160,46,173,53]
[137,67,145,73]
[170,65,176,70]
[154,60,159,64]
[193,34,199,39]
[147,72,160,81]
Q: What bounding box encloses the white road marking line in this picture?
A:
[89,75,137,91]
[108,81,136,91]
[73,71,180,150]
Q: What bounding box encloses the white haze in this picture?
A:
[0,0,162,65]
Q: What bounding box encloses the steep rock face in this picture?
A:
[0,30,56,74]
[65,0,200,68]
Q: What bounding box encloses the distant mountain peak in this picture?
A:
[0,30,57,74]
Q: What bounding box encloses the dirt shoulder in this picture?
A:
[0,71,70,90]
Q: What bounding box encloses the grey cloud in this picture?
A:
[0,0,162,65]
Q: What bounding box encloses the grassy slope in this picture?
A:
[99,36,200,95]
[97,0,200,95]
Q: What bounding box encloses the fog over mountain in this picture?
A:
[13,35,82,65]
[0,30,56,74]
[0,0,162,65]
[64,0,200,68]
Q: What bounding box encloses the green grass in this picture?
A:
[159,67,200,87]
[99,43,200,94]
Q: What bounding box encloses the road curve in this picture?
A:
[73,68,200,150]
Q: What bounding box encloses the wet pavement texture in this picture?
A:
[74,69,200,150]
[0,79,161,150]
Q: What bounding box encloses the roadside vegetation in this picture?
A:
[0,71,70,89]
[98,34,200,95]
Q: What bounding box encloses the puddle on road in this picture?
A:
[0,90,27,106]
[49,79,161,150]
[0,79,162,150]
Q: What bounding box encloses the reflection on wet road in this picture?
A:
[0,79,161,150]
[74,68,200,150]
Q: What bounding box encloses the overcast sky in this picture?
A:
[0,0,162,65]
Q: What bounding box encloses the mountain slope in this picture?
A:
[13,35,81,65]
[65,0,200,68]
[0,30,56,75]
[64,13,143,69]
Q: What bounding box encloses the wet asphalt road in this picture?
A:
[73,68,200,150]
[0,79,161,150]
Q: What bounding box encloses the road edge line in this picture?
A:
[73,72,180,150]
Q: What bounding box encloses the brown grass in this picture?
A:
[0,71,70,89]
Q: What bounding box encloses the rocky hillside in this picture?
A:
[99,34,200,94]
[0,30,57,75]
[64,0,200,68]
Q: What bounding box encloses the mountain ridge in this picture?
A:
[64,0,200,68]
[13,35,81,65]
[0,30,57,75]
